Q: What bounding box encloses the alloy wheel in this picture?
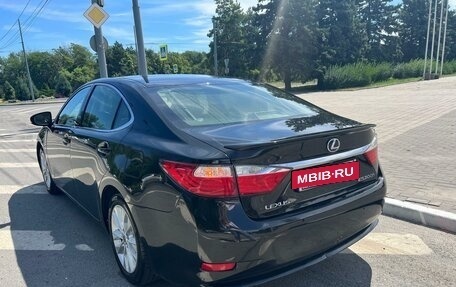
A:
[110,204,138,274]
[40,149,51,190]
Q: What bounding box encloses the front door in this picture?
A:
[46,87,92,192]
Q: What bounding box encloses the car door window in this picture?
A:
[56,87,91,126]
[112,101,132,129]
[81,86,123,130]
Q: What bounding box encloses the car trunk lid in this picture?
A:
[183,115,379,219]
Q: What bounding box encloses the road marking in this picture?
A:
[0,134,37,139]
[0,230,65,251]
[0,185,47,194]
[0,139,35,143]
[349,233,433,255]
[0,163,39,168]
[1,107,31,113]
[17,106,50,115]
[75,244,95,251]
[0,149,35,153]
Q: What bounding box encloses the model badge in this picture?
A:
[327,138,341,153]
[265,198,295,211]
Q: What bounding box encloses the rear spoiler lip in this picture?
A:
[223,124,377,151]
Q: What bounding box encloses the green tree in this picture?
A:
[255,0,318,89]
[145,49,161,74]
[399,0,431,61]
[442,9,456,61]
[28,51,59,91]
[357,0,401,62]
[2,53,25,90]
[4,81,16,101]
[106,42,137,76]
[316,0,365,80]
[208,0,249,78]
[69,43,96,71]
[181,51,210,74]
[55,72,72,97]
[70,66,96,90]
[15,77,33,101]
[52,46,75,71]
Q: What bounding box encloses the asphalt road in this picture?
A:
[0,102,455,287]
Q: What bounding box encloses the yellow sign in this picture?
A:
[84,3,109,28]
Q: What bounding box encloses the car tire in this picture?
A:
[38,147,61,195]
[108,195,158,286]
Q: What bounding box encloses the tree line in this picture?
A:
[0,0,455,100]
[210,0,456,89]
[0,42,210,100]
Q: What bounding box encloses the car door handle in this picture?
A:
[97,141,111,157]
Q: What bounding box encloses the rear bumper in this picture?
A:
[197,177,386,286]
[131,176,385,287]
[212,219,378,287]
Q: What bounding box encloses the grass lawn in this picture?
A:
[268,77,423,93]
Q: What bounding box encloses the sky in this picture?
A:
[0,0,454,57]
[0,0,258,57]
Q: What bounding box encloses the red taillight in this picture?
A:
[160,161,237,197]
[235,166,290,195]
[364,146,378,166]
[161,161,290,198]
[201,262,236,272]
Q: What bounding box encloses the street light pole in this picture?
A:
[423,0,433,79]
[18,19,35,102]
[435,0,445,75]
[91,0,108,78]
[132,0,148,83]
[213,18,218,77]
[440,0,450,75]
[429,0,438,75]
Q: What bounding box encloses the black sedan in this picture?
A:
[31,75,386,286]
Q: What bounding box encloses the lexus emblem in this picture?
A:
[327,138,341,153]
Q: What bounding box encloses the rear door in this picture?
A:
[69,84,132,218]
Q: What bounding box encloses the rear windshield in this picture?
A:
[152,82,318,127]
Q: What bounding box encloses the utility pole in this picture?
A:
[18,19,35,102]
[423,0,433,79]
[213,18,218,77]
[91,0,108,78]
[440,0,450,75]
[429,0,438,75]
[133,25,139,74]
[435,0,445,75]
[132,0,148,83]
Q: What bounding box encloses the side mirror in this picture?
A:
[30,112,52,127]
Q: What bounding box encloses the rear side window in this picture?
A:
[82,86,130,130]
[154,83,318,127]
[57,87,91,126]
[113,101,131,129]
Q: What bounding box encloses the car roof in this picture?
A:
[89,74,250,88]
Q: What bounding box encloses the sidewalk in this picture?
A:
[297,77,456,226]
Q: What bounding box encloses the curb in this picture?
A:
[383,198,456,234]
[0,99,66,106]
